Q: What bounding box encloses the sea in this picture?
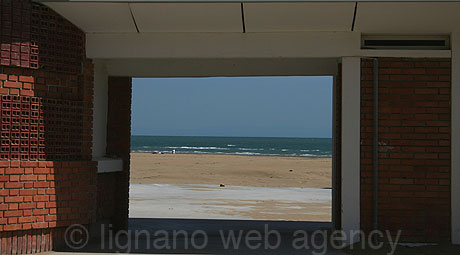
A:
[131,136,332,158]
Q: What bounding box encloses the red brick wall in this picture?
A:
[361,57,451,242]
[0,161,97,239]
[1,1,97,253]
[101,77,132,230]
[0,62,94,161]
[0,228,69,254]
[96,172,119,222]
[0,0,84,73]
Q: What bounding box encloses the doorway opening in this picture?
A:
[127,75,337,253]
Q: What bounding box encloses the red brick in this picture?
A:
[22,82,33,89]
[20,175,37,181]
[8,217,18,224]
[19,203,36,210]
[3,224,21,231]
[33,196,49,202]
[45,202,57,208]
[19,76,34,83]
[20,90,34,96]
[9,175,19,182]
[4,211,23,217]
[9,189,20,196]
[5,196,23,203]
[5,182,23,189]
[33,182,49,188]
[20,162,38,167]
[3,81,21,88]
[32,222,48,229]
[33,168,50,174]
[18,217,35,223]
[8,75,18,81]
[5,168,24,174]
[33,209,48,215]
[45,215,56,222]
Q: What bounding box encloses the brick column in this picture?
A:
[361,57,451,242]
[102,77,132,230]
[0,1,96,253]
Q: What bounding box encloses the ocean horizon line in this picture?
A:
[131,135,332,139]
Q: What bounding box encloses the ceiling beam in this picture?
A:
[86,32,361,59]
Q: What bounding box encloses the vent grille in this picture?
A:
[362,36,450,50]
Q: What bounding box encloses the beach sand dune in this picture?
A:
[130,152,332,189]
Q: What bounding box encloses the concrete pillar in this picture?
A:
[341,57,361,244]
[92,61,109,159]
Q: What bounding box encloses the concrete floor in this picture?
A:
[49,184,460,254]
[51,184,342,254]
[55,218,342,254]
[129,184,332,221]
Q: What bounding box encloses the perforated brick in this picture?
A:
[0,95,84,161]
[1,0,84,74]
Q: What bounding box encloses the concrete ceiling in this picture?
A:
[130,3,242,32]
[354,2,460,34]
[43,2,460,34]
[45,3,137,33]
[244,3,355,32]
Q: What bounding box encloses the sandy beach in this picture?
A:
[129,152,332,222]
[130,152,332,189]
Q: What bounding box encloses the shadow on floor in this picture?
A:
[59,218,343,254]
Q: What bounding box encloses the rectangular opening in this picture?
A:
[361,35,450,50]
[128,76,336,250]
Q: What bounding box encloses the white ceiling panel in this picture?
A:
[44,3,137,33]
[130,3,243,33]
[354,3,460,34]
[244,3,356,32]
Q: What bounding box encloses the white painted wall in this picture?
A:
[87,31,451,60]
[92,61,109,158]
[341,57,361,244]
[451,31,460,244]
[93,61,124,173]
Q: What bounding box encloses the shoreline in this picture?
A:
[131,151,332,159]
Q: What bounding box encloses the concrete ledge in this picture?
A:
[95,157,123,173]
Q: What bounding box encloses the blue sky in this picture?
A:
[131,76,332,138]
